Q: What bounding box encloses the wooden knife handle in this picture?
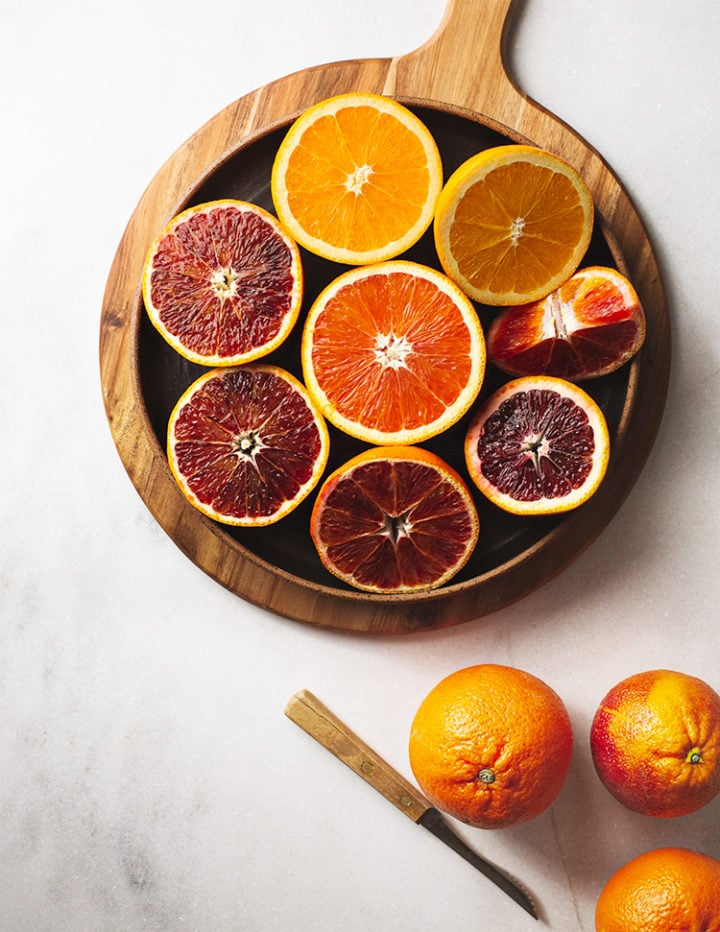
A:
[285,689,431,822]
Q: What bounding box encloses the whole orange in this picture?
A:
[408,664,573,829]
[590,669,720,817]
[595,846,720,931]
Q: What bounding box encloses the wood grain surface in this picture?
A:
[285,689,431,821]
[100,0,670,633]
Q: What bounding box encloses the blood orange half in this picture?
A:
[487,266,646,380]
[301,261,486,445]
[143,199,303,366]
[310,446,480,593]
[464,376,609,515]
[167,364,329,526]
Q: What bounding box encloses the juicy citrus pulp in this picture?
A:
[271,93,443,265]
[590,669,720,818]
[301,261,486,445]
[434,145,594,305]
[595,847,720,931]
[464,375,609,515]
[167,364,329,526]
[409,664,573,828]
[488,266,646,380]
[310,446,479,593]
[143,200,303,366]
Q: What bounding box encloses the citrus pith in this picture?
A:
[464,375,609,515]
[271,93,443,265]
[301,260,485,445]
[167,364,329,526]
[487,266,646,380]
[309,446,479,593]
[434,145,594,305]
[143,199,303,366]
[409,664,573,828]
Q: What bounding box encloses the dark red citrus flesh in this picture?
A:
[172,368,324,522]
[314,458,475,589]
[474,389,595,502]
[489,274,643,379]
[490,319,641,379]
[149,205,298,359]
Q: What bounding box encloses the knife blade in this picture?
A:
[285,689,538,920]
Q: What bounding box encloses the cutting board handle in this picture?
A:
[390,0,522,118]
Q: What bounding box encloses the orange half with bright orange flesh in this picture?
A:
[302,261,486,445]
[434,145,594,305]
[271,93,443,265]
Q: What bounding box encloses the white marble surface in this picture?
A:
[3,1,719,929]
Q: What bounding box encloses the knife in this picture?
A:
[285,689,538,920]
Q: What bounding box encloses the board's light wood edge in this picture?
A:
[99,0,670,634]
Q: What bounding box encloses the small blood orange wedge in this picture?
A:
[310,446,479,593]
[167,364,329,526]
[143,199,303,366]
[488,266,646,380]
[434,145,594,306]
[271,93,443,265]
[464,376,609,515]
[301,261,486,445]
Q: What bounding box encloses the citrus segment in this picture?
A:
[409,664,573,829]
[310,446,479,593]
[434,145,594,305]
[271,93,443,265]
[167,364,329,526]
[488,266,646,380]
[464,375,609,515]
[595,847,720,931]
[302,261,485,445]
[590,669,720,818]
[143,199,303,366]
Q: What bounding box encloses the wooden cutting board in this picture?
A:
[100,0,670,634]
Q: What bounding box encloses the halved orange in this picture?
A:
[167,364,329,526]
[488,266,646,380]
[310,446,479,593]
[434,145,594,305]
[271,93,443,265]
[143,199,303,366]
[301,261,486,445]
[464,376,609,515]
